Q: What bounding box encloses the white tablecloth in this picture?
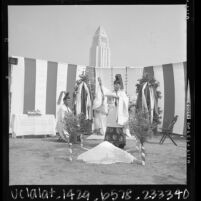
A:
[11,114,56,137]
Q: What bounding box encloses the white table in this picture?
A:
[10,114,56,137]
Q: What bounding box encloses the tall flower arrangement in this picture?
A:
[128,73,162,165]
[72,73,93,134]
[135,73,162,132]
[73,73,92,107]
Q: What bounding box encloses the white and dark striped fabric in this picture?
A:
[10,56,187,135]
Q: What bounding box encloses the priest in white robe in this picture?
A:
[104,74,129,149]
[92,77,110,136]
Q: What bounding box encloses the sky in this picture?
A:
[8,5,186,67]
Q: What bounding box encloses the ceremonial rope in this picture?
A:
[68,142,73,161]
[141,144,146,166]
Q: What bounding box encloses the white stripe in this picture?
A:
[10,56,25,132]
[127,67,144,100]
[35,59,48,114]
[95,68,113,91]
[76,65,86,81]
[172,62,185,134]
[153,65,164,129]
[56,63,68,118]
[10,56,25,116]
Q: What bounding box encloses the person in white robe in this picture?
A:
[92,77,110,136]
[104,74,129,149]
[56,91,72,142]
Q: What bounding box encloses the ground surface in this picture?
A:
[9,135,186,185]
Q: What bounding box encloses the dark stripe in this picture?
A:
[66,64,77,108]
[183,62,187,135]
[85,66,96,101]
[46,61,58,115]
[81,85,87,115]
[143,66,154,80]
[23,58,36,114]
[162,64,175,129]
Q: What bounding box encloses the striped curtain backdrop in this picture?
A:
[10,57,87,118]
[10,56,187,135]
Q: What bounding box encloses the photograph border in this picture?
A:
[1,0,195,200]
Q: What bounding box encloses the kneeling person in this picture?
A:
[56,91,72,142]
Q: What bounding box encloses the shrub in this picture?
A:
[129,109,154,145]
[63,112,92,136]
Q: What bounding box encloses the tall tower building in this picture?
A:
[89,26,111,68]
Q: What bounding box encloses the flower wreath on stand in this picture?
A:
[135,73,162,134]
[128,73,162,165]
[72,73,93,136]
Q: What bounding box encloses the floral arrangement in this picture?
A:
[135,73,162,130]
[72,73,93,134]
[73,73,91,103]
